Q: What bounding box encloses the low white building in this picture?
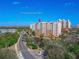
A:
[0,29,16,33]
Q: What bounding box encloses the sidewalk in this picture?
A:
[15,43,24,59]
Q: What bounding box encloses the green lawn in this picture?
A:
[0,32,19,48]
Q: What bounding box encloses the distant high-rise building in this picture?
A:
[30,19,71,37]
[52,21,62,36]
[58,19,71,29]
[66,20,71,29]
[77,24,79,28]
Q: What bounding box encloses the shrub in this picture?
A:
[30,43,38,49]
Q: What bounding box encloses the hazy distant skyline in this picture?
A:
[0,0,79,26]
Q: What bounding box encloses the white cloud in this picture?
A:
[64,2,74,6]
[65,2,72,6]
[12,2,20,5]
[22,6,29,8]
[64,2,77,8]
[20,12,43,15]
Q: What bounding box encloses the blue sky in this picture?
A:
[0,0,79,26]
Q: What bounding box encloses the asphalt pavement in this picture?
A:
[18,31,35,59]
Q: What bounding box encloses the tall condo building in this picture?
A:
[52,21,62,36]
[77,24,79,28]
[30,19,71,37]
[58,19,71,29]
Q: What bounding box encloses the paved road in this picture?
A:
[18,31,35,59]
